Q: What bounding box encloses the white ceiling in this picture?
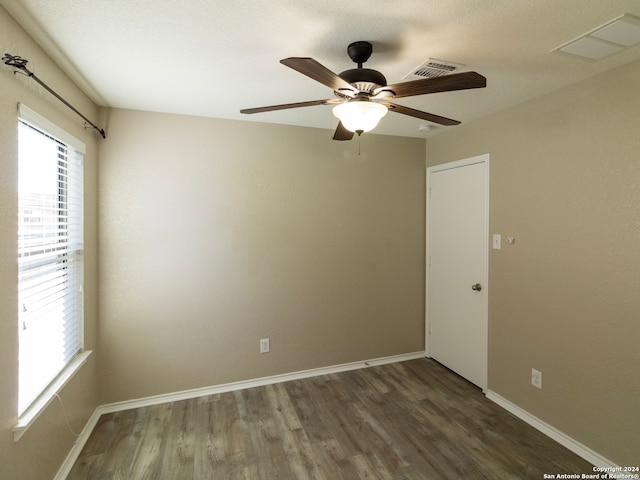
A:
[3,0,640,138]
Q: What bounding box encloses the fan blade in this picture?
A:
[241,99,337,114]
[281,57,357,96]
[380,102,461,126]
[333,121,354,141]
[373,71,486,99]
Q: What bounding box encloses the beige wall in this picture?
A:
[97,109,426,403]
[425,60,640,465]
[0,7,100,480]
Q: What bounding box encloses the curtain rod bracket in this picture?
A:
[3,53,106,139]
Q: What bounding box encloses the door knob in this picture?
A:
[472,283,482,291]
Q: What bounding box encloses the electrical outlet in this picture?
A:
[531,368,542,389]
[260,338,270,354]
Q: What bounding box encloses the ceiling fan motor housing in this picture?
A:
[339,41,387,95]
[339,68,387,92]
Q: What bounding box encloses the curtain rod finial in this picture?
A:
[3,53,29,70]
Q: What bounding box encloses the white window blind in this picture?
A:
[17,104,84,416]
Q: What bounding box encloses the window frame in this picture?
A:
[14,104,92,442]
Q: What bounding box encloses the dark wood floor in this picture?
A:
[67,359,592,479]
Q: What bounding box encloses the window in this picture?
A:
[17,104,85,416]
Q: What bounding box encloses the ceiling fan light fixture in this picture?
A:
[241,41,485,140]
[332,100,388,134]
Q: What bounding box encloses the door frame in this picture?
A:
[425,154,490,392]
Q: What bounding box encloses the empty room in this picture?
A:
[1,1,639,479]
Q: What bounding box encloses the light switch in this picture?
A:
[493,234,502,250]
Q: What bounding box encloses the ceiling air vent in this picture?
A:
[403,58,465,80]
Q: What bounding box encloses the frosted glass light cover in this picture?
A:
[333,101,388,133]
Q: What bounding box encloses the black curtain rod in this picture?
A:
[3,53,106,139]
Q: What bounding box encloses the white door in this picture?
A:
[426,155,488,390]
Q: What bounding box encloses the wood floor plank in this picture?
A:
[351,452,393,480]
[67,359,594,479]
[126,403,172,480]
[265,383,303,433]
[275,428,324,480]
[158,398,196,479]
[235,386,287,462]
[100,408,142,474]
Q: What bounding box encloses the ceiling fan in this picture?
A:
[240,41,486,140]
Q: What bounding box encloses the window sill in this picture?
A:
[13,350,92,442]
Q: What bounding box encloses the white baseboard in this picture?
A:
[486,390,617,468]
[55,351,425,479]
[98,351,425,414]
